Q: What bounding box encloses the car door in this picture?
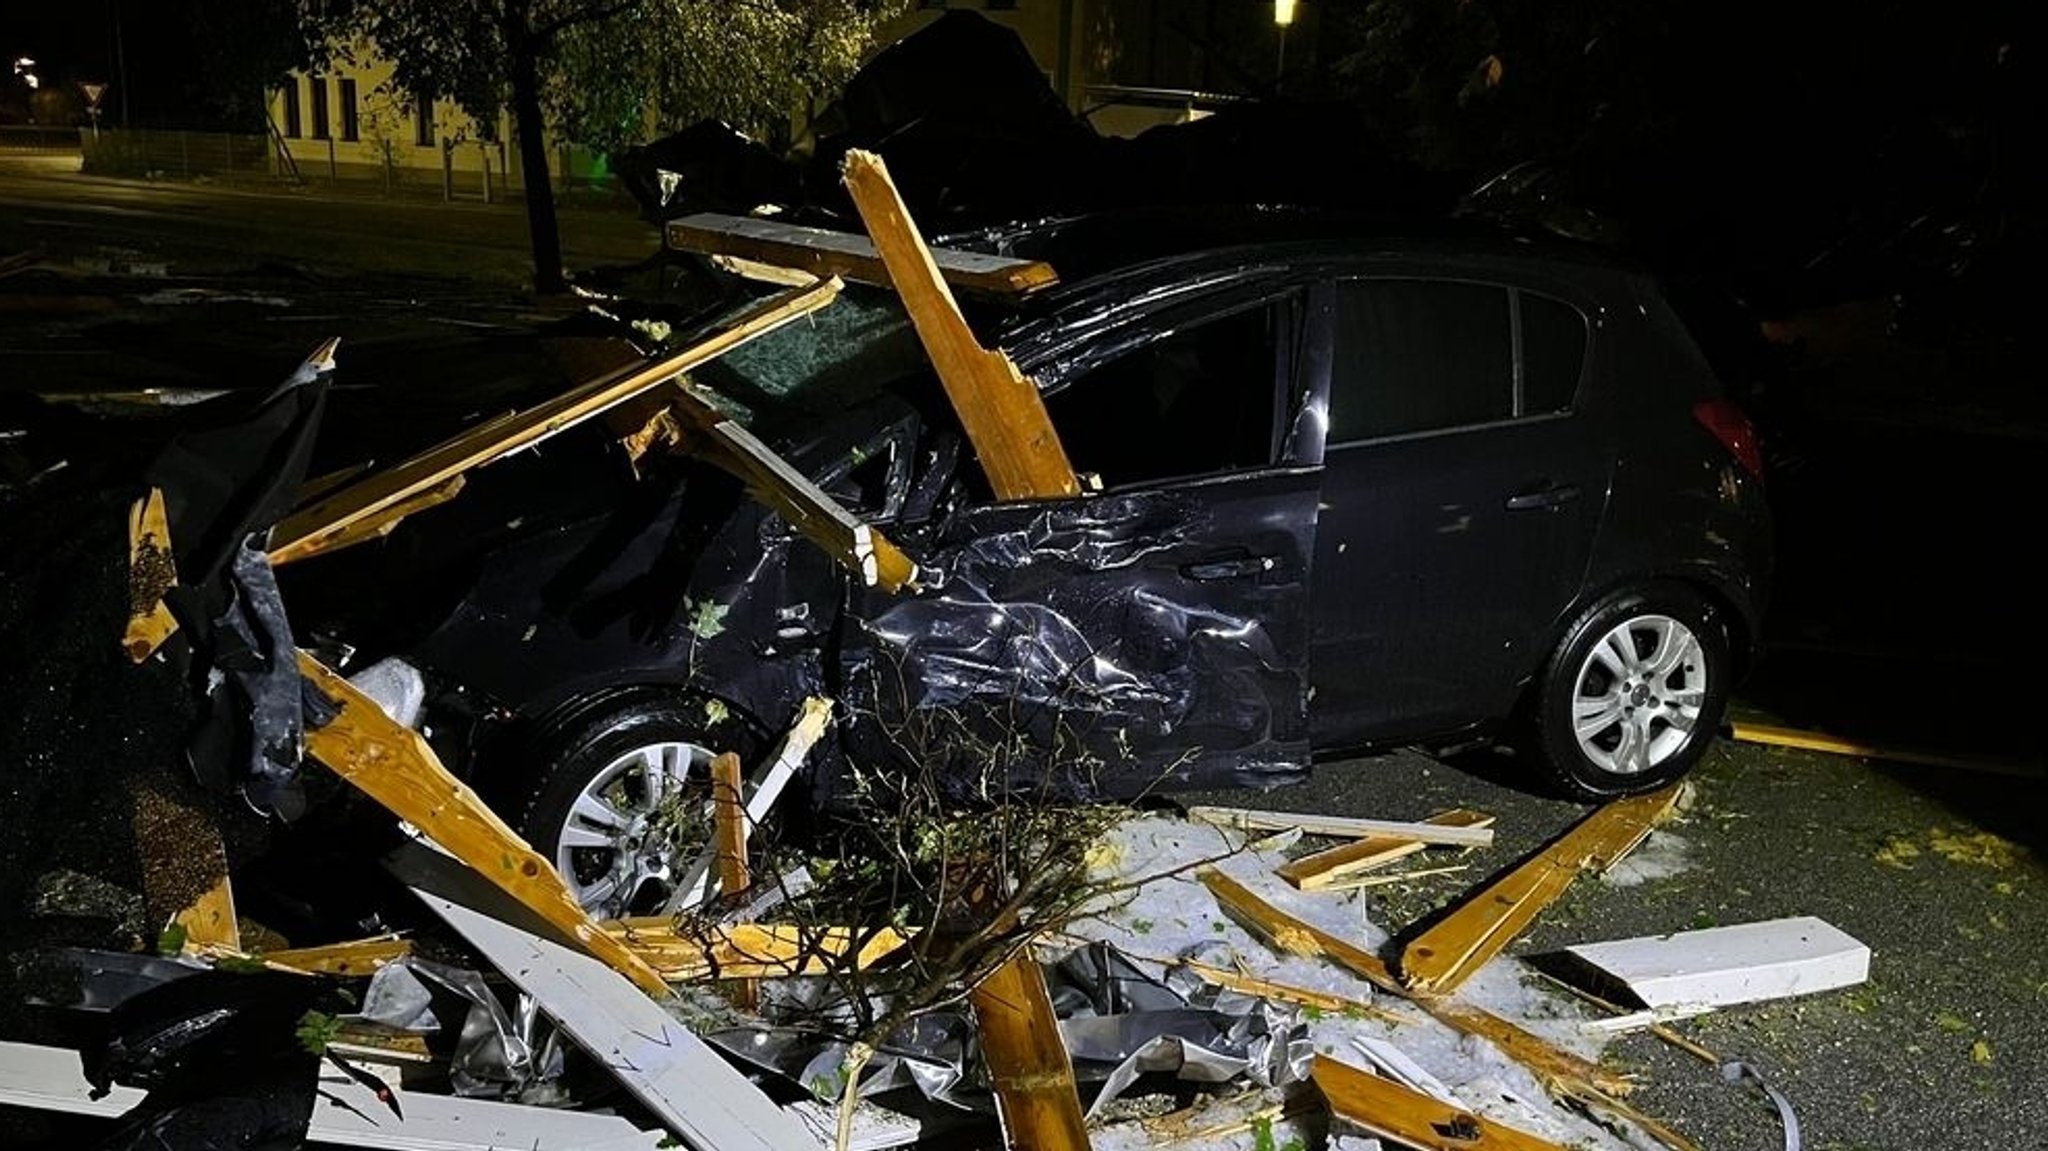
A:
[843,289,1321,797]
[1309,272,1613,747]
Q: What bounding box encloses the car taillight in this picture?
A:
[1693,398,1764,480]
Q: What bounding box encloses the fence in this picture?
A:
[80,129,272,181]
[0,125,85,154]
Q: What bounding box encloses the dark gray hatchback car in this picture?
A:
[296,221,1771,916]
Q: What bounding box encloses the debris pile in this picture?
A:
[3,152,1867,1151]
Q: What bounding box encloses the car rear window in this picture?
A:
[1331,280,1513,441]
[1519,291,1587,413]
[1330,279,1588,443]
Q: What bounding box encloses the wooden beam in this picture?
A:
[1727,720,2042,778]
[840,150,1079,502]
[1312,1053,1568,1151]
[260,936,412,977]
[398,846,818,1151]
[1181,961,1403,1024]
[268,278,843,566]
[603,921,912,981]
[123,486,179,663]
[1276,809,1496,890]
[1399,785,1680,997]
[667,211,1060,297]
[274,475,466,563]
[661,386,920,591]
[173,873,239,953]
[668,696,834,912]
[970,956,1091,1151]
[1197,868,1630,1099]
[1189,806,1496,848]
[709,750,753,1008]
[295,650,670,997]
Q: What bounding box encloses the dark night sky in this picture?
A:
[7,4,241,129]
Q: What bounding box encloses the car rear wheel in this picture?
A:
[514,695,761,918]
[1532,585,1729,800]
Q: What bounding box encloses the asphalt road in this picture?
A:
[5,164,2043,1150]
[0,156,657,287]
[1187,743,2048,1151]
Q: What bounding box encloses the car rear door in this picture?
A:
[844,287,1322,797]
[1308,269,1615,747]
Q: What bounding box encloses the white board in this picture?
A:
[1561,916,1870,1010]
[0,1039,667,1151]
[393,844,818,1151]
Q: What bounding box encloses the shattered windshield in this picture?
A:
[687,287,933,427]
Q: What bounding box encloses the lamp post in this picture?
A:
[1273,0,1297,93]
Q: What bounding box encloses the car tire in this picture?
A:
[1531,584,1729,800]
[514,693,763,919]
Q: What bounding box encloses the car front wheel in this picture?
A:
[1532,585,1729,800]
[514,694,760,918]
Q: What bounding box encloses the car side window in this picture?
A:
[1519,291,1588,415]
[1330,279,1586,444]
[1043,299,1285,489]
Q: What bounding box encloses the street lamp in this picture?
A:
[1273,1,1297,93]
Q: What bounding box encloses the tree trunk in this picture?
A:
[506,14,567,294]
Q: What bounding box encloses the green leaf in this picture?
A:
[156,923,188,957]
[1251,1115,1277,1151]
[296,1010,343,1056]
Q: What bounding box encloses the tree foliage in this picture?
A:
[553,0,900,153]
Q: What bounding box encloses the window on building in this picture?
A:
[1329,280,1589,444]
[1042,298,1291,489]
[338,77,359,142]
[414,91,436,147]
[280,80,301,138]
[308,75,330,140]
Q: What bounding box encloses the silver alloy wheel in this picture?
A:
[1569,613,1706,775]
[552,739,713,917]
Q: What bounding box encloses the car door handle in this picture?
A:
[1181,554,1278,581]
[1505,483,1581,511]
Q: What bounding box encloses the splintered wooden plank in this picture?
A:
[1312,1054,1568,1151]
[1399,785,1681,997]
[1726,720,2042,778]
[666,696,835,912]
[295,651,669,997]
[667,211,1060,297]
[268,278,842,565]
[1190,806,1496,849]
[603,921,912,981]
[661,385,919,591]
[1197,868,1630,1099]
[1560,916,1870,1011]
[398,846,817,1151]
[1273,809,1496,891]
[841,150,1078,502]
[259,936,412,977]
[1182,961,1403,1024]
[172,874,240,952]
[971,956,1091,1151]
[123,486,179,662]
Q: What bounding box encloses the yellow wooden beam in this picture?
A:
[971,956,1091,1151]
[1198,868,1630,1099]
[666,211,1060,297]
[841,150,1079,502]
[1398,785,1679,997]
[295,650,670,997]
[268,278,842,566]
[123,487,180,663]
[1313,1054,1568,1151]
[1728,721,2040,777]
[1276,809,1495,890]
[603,921,912,981]
[259,936,412,977]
